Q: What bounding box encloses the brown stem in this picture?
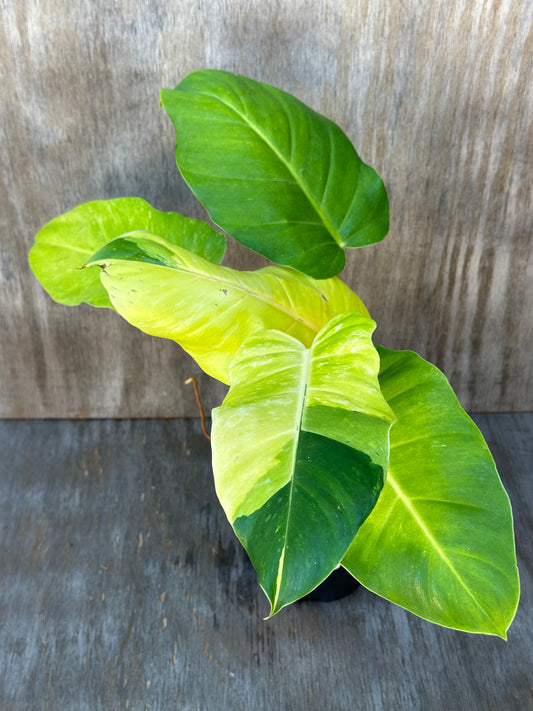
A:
[184,377,211,441]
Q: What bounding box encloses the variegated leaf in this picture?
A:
[85,232,369,383]
[343,347,520,638]
[211,313,395,614]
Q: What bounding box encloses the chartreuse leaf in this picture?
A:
[160,69,389,278]
[343,347,520,638]
[85,232,369,383]
[211,313,396,615]
[29,197,226,308]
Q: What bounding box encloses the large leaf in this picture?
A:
[161,70,389,278]
[343,347,520,638]
[85,232,369,383]
[211,313,396,615]
[29,197,226,307]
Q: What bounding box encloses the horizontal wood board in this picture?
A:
[1,0,532,416]
[0,415,531,710]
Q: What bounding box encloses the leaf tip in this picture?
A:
[265,599,285,620]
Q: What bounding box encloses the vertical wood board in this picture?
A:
[1,0,531,416]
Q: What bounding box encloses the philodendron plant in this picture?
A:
[30,69,519,637]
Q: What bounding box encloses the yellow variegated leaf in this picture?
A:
[211,313,395,614]
[86,232,369,383]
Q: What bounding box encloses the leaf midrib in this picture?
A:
[96,238,324,336]
[386,470,500,628]
[41,241,94,256]
[271,347,312,612]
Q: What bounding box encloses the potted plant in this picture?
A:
[29,69,519,637]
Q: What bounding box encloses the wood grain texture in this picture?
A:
[0,416,531,710]
[1,0,532,416]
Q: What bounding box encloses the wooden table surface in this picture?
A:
[1,415,531,710]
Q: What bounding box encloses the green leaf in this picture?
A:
[342,347,520,638]
[161,70,389,278]
[211,313,395,615]
[29,197,226,307]
[85,232,369,383]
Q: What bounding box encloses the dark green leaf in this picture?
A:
[161,70,388,278]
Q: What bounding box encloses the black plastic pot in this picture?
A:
[301,566,360,603]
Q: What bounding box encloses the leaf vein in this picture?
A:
[193,89,344,247]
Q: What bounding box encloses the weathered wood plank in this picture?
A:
[0,416,531,709]
[0,0,531,415]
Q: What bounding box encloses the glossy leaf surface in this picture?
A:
[161,70,389,278]
[211,313,395,614]
[343,347,520,638]
[29,198,226,307]
[86,232,369,383]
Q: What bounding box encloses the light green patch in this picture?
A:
[304,405,391,473]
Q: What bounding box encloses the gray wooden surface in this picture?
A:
[1,0,532,417]
[0,414,531,710]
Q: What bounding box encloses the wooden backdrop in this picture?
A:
[1,0,532,417]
